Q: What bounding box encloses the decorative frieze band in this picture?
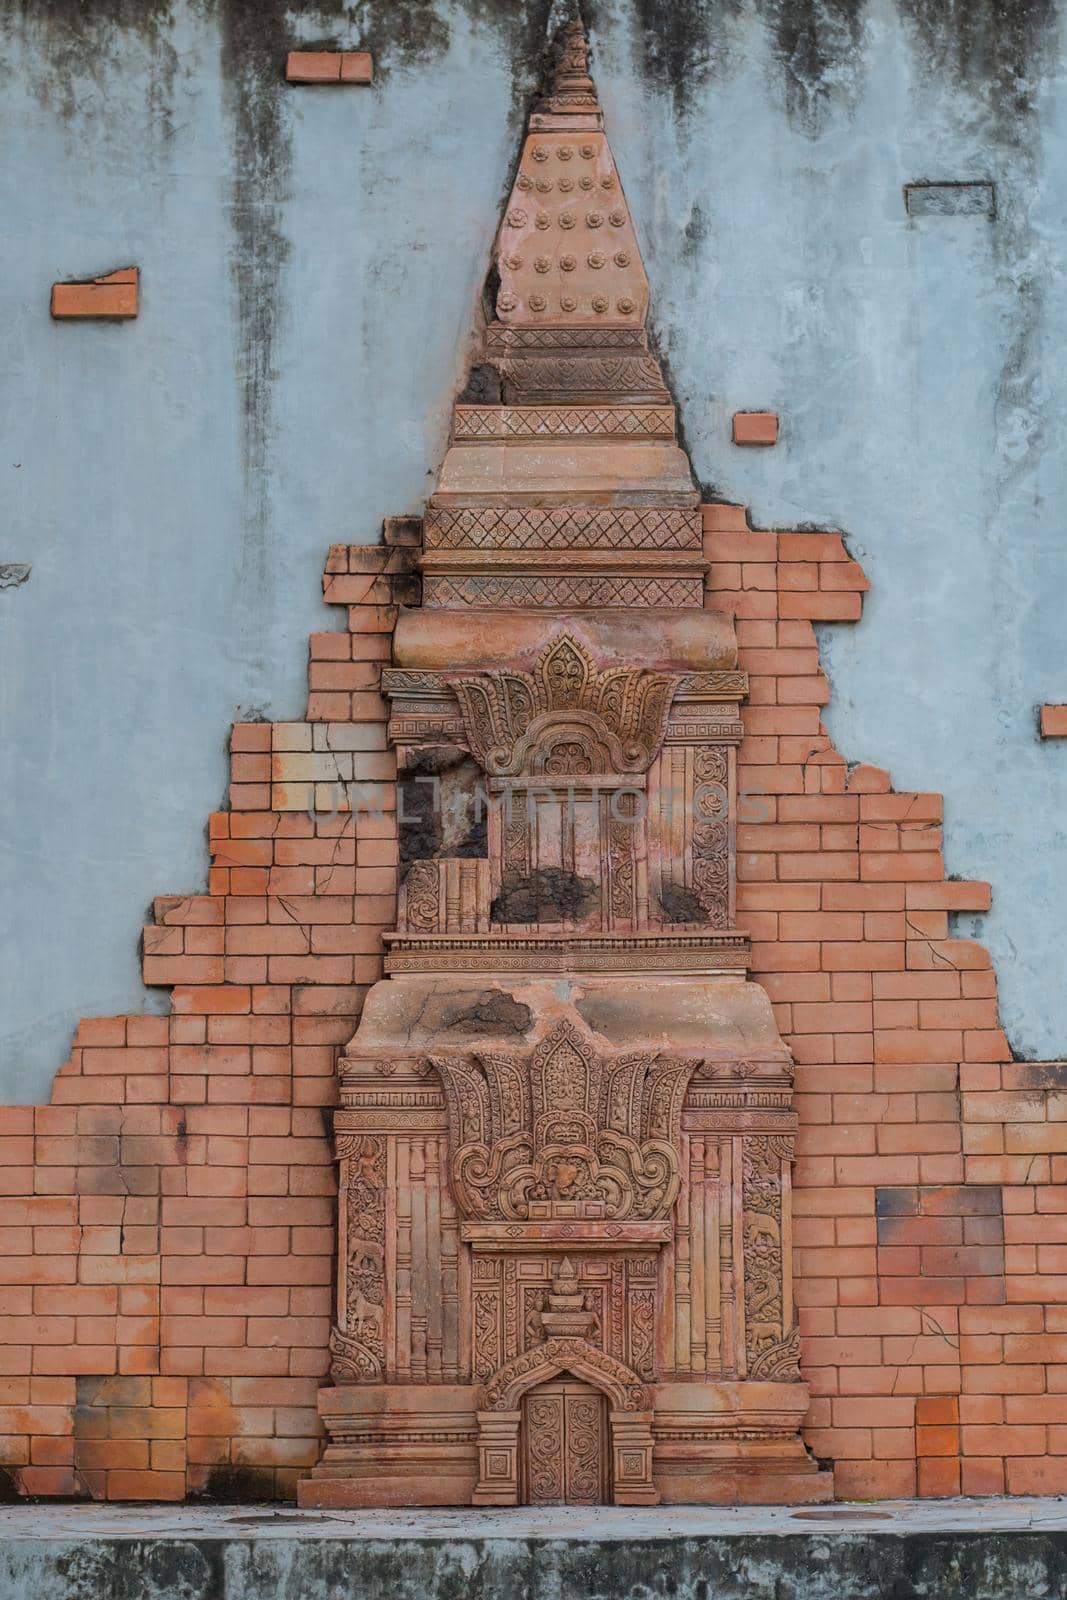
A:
[501,354,670,403]
[423,505,702,551]
[452,406,676,440]
[383,930,751,976]
[382,667,750,701]
[423,574,705,609]
[485,324,647,350]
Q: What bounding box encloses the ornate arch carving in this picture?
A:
[429,1019,701,1222]
[448,632,679,778]
[480,1335,649,1412]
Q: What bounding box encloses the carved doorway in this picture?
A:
[521,1378,608,1505]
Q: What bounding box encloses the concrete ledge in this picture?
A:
[2,1500,1067,1599]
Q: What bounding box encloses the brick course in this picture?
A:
[285,51,373,85]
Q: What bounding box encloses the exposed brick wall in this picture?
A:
[0,540,410,1502]
[1,508,1065,1502]
[705,501,1067,1500]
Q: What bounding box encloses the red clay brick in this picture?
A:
[51,269,138,319]
[732,411,778,446]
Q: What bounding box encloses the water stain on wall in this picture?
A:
[217,0,294,708]
[766,0,866,130]
[8,0,184,130]
[897,0,1058,132]
[611,0,735,114]
[898,0,1059,504]
[597,0,867,131]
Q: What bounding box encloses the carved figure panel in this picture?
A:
[743,1134,801,1383]
[330,1135,387,1382]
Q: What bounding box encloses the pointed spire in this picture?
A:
[486,7,654,346]
[534,12,601,126]
[429,0,699,527]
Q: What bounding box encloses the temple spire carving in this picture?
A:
[301,11,831,1512]
[534,13,600,123]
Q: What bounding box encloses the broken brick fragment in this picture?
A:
[50,268,138,320]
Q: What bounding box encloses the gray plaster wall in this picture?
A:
[1,0,1065,1101]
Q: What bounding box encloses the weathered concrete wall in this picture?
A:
[3,1501,1067,1600]
[1,0,1065,1098]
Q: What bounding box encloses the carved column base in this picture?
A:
[472,1411,522,1505]
[609,1410,659,1505]
[650,1380,832,1505]
[298,1384,479,1509]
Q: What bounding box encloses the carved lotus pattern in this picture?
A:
[448,633,678,778]
[430,1019,699,1222]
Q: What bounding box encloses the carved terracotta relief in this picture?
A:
[299,15,830,1511]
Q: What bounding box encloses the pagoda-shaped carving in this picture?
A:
[299,13,831,1509]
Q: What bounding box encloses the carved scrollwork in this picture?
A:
[400,860,440,933]
[629,1287,656,1380]
[742,1134,795,1379]
[748,1323,802,1383]
[608,793,637,922]
[688,746,731,927]
[449,633,679,778]
[329,1326,382,1383]
[482,1335,648,1412]
[430,1019,699,1222]
[333,1135,386,1383]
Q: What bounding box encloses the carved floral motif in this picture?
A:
[331,1135,386,1382]
[449,634,678,778]
[742,1134,800,1381]
[482,1334,648,1411]
[430,1019,698,1223]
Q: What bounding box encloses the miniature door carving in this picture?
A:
[521,1378,608,1506]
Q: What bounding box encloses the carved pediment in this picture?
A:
[448,634,678,778]
[429,1018,699,1223]
[481,1335,649,1412]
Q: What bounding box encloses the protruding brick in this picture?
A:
[732,411,779,446]
[285,50,373,85]
[1040,704,1067,738]
[50,269,138,320]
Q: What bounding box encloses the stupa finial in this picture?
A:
[533,8,601,127]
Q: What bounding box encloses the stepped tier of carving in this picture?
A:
[300,14,830,1510]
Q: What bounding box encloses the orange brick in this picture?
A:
[917,1456,961,1496]
[286,50,342,82]
[915,1395,959,1426]
[732,411,778,446]
[961,1457,1005,1495]
[51,268,138,319]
